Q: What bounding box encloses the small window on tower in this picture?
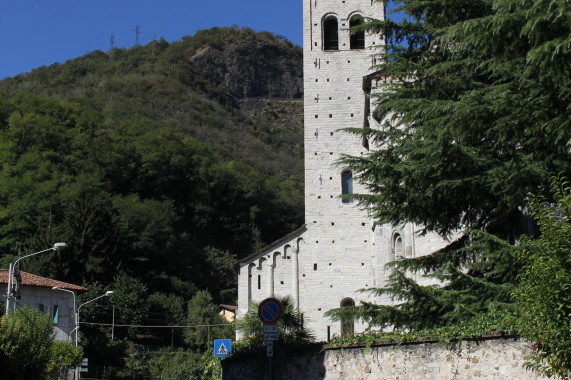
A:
[340,298,355,337]
[392,233,404,260]
[350,15,365,49]
[341,171,354,203]
[323,17,339,51]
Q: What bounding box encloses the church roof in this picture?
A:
[237,224,307,266]
[0,269,87,292]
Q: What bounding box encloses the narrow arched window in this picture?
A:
[394,233,404,259]
[341,171,353,203]
[323,17,339,51]
[340,298,355,337]
[350,15,365,49]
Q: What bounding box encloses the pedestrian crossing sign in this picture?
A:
[214,339,232,357]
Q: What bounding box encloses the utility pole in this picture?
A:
[150,33,159,57]
[108,34,116,62]
[134,25,141,46]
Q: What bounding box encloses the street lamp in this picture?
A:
[5,242,68,315]
[75,290,113,380]
[52,286,77,345]
[77,291,114,345]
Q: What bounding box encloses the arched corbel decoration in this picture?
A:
[283,244,291,259]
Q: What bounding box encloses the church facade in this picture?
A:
[236,0,449,342]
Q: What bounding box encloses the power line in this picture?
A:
[81,322,231,329]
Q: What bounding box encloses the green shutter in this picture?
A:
[52,305,59,324]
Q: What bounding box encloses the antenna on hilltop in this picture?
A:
[135,25,142,46]
[108,33,116,62]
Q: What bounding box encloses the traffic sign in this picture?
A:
[264,324,279,341]
[214,339,232,357]
[266,340,274,357]
[258,298,283,324]
[80,357,88,372]
[264,324,278,333]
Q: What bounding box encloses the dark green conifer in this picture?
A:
[329,0,570,333]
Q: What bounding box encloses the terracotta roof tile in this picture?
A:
[0,269,87,292]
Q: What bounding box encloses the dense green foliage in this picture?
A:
[0,307,82,380]
[515,178,571,378]
[343,0,570,236]
[184,290,234,348]
[0,26,303,378]
[0,26,303,294]
[330,0,571,373]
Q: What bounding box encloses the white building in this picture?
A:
[1,269,86,343]
[237,0,450,341]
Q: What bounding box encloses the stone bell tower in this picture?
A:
[299,0,385,339]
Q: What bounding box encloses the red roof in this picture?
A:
[0,269,87,292]
[218,304,238,312]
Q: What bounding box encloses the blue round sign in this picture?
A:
[258,298,283,324]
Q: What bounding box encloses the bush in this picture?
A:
[0,306,82,380]
[515,178,571,379]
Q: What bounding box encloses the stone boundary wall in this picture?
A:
[222,336,547,379]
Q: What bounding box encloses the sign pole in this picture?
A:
[258,298,283,380]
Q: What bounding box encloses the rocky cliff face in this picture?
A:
[188,39,303,112]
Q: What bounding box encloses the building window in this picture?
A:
[349,15,365,49]
[323,17,339,51]
[392,233,404,259]
[340,298,355,337]
[341,171,354,203]
[39,304,59,324]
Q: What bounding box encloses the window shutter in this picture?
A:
[52,305,59,324]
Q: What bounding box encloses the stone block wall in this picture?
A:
[222,337,547,380]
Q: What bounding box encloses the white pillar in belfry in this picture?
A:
[292,244,300,310]
[268,260,275,297]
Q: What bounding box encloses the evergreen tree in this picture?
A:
[330,0,570,332]
[184,290,233,349]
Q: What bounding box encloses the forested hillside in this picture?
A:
[0,26,304,308]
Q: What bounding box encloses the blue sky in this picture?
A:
[1,1,402,80]
[0,0,303,80]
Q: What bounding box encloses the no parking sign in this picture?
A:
[258,298,283,324]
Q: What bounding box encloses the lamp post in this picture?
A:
[75,290,113,379]
[77,290,114,345]
[5,242,67,315]
[52,286,77,345]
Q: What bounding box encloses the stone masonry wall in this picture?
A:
[222,337,547,380]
